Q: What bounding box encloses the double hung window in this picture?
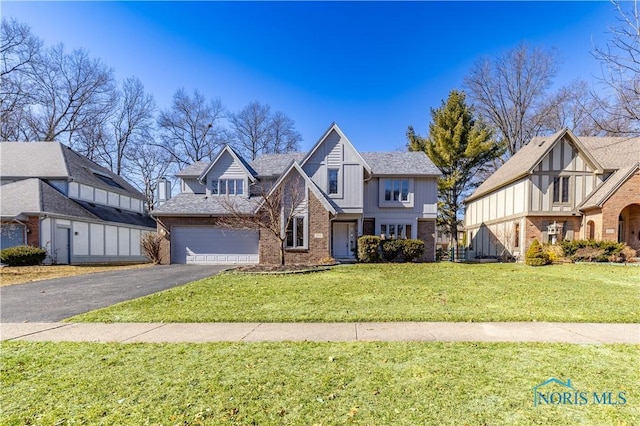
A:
[212,179,244,195]
[286,216,305,248]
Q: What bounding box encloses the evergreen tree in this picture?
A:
[409,90,504,248]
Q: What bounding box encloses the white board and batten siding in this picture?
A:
[68,181,143,213]
[40,217,146,263]
[171,227,259,265]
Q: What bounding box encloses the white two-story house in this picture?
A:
[0,142,156,264]
[152,123,441,264]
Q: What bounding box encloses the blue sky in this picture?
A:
[3,1,617,153]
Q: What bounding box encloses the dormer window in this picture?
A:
[212,179,244,195]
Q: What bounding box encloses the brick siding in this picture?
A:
[601,169,640,251]
[417,219,436,262]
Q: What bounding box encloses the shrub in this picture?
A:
[620,245,638,262]
[0,245,47,266]
[140,232,164,264]
[525,239,549,266]
[357,235,381,263]
[543,244,564,264]
[381,239,403,261]
[573,247,606,262]
[401,239,425,261]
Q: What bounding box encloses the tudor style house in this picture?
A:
[464,128,640,260]
[0,142,156,264]
[152,123,440,264]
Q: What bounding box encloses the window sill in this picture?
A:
[284,248,309,252]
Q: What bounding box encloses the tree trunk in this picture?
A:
[280,239,285,265]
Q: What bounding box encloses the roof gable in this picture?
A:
[300,123,371,175]
[466,129,604,202]
[198,145,257,183]
[260,161,337,215]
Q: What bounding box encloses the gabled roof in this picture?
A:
[466,129,605,203]
[0,178,156,227]
[300,122,372,175]
[150,192,261,216]
[198,145,257,183]
[175,161,209,177]
[579,163,640,210]
[250,152,306,177]
[259,161,337,215]
[579,136,640,169]
[0,142,144,198]
[360,151,440,176]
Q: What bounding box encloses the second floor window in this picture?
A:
[384,179,409,202]
[212,179,244,195]
[553,176,570,204]
[328,169,339,195]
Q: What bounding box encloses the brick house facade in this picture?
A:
[464,129,640,260]
[153,123,440,265]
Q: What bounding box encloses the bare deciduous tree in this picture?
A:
[464,43,560,157]
[229,101,301,160]
[219,172,306,265]
[157,88,225,167]
[99,76,156,175]
[269,110,302,154]
[1,18,43,140]
[126,143,173,211]
[592,0,640,135]
[25,44,116,144]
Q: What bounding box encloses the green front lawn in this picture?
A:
[1,341,637,425]
[71,263,640,323]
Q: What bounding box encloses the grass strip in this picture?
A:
[71,263,640,323]
[1,341,638,425]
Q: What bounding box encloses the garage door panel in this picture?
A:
[172,227,259,264]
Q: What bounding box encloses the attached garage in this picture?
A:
[171,227,259,264]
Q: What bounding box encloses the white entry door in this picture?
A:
[332,222,356,259]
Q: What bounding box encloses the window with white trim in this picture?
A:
[380,223,411,240]
[212,179,244,195]
[286,216,305,248]
[383,179,409,202]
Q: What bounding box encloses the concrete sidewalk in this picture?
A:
[1,322,638,344]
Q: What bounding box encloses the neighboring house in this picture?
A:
[464,128,640,260]
[152,123,440,264]
[0,142,156,264]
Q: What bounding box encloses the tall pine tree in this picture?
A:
[408,90,504,248]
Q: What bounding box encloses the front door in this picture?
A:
[55,227,70,264]
[332,222,356,259]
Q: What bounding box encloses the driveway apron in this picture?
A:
[0,264,227,322]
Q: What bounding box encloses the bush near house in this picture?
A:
[560,239,628,262]
[140,233,163,264]
[357,236,382,262]
[0,245,47,266]
[525,239,550,266]
[357,236,425,263]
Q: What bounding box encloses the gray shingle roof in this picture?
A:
[0,142,145,199]
[152,193,262,216]
[579,163,640,209]
[1,178,156,228]
[174,161,209,177]
[360,151,440,176]
[466,130,640,203]
[250,153,306,176]
[1,178,98,220]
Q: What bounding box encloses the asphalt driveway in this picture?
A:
[0,264,228,322]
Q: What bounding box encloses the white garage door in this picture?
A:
[171,227,259,264]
